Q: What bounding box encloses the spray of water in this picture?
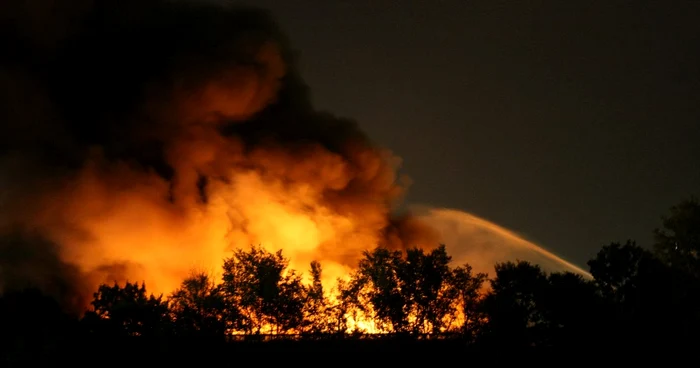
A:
[413,206,592,278]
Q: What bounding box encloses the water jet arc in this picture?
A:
[412,206,592,279]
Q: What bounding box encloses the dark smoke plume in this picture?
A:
[0,0,438,311]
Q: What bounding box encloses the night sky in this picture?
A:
[240,0,700,267]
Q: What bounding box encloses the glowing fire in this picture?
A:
[0,7,430,305]
[26,149,404,298]
[0,1,588,332]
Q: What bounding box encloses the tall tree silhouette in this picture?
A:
[331,278,354,334]
[651,197,700,345]
[347,247,407,333]
[653,197,700,279]
[399,245,457,334]
[302,261,332,335]
[221,245,305,334]
[539,271,601,347]
[587,240,650,307]
[587,241,675,348]
[169,272,228,339]
[480,261,549,347]
[449,264,487,339]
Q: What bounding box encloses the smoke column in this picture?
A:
[0,0,588,312]
[0,0,441,311]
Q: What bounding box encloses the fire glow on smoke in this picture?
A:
[0,0,586,316]
[0,0,438,308]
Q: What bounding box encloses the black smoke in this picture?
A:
[0,0,438,312]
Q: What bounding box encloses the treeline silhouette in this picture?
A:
[1,197,699,363]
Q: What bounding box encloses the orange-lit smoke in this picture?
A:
[20,143,416,295]
[0,0,590,315]
[0,0,438,309]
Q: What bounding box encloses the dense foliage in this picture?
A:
[2,197,699,362]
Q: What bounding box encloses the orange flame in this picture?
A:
[0,2,589,325]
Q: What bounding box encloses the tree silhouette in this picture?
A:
[221,245,305,334]
[449,264,487,339]
[399,245,457,334]
[651,197,700,346]
[82,281,170,337]
[587,240,678,348]
[348,247,406,333]
[652,197,700,337]
[587,240,649,308]
[481,261,549,347]
[540,271,601,347]
[344,245,484,335]
[3,195,700,356]
[653,196,700,279]
[169,272,228,339]
[331,278,354,334]
[301,261,332,335]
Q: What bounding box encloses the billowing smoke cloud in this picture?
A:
[0,0,439,311]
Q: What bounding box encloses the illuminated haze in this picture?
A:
[0,0,587,311]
